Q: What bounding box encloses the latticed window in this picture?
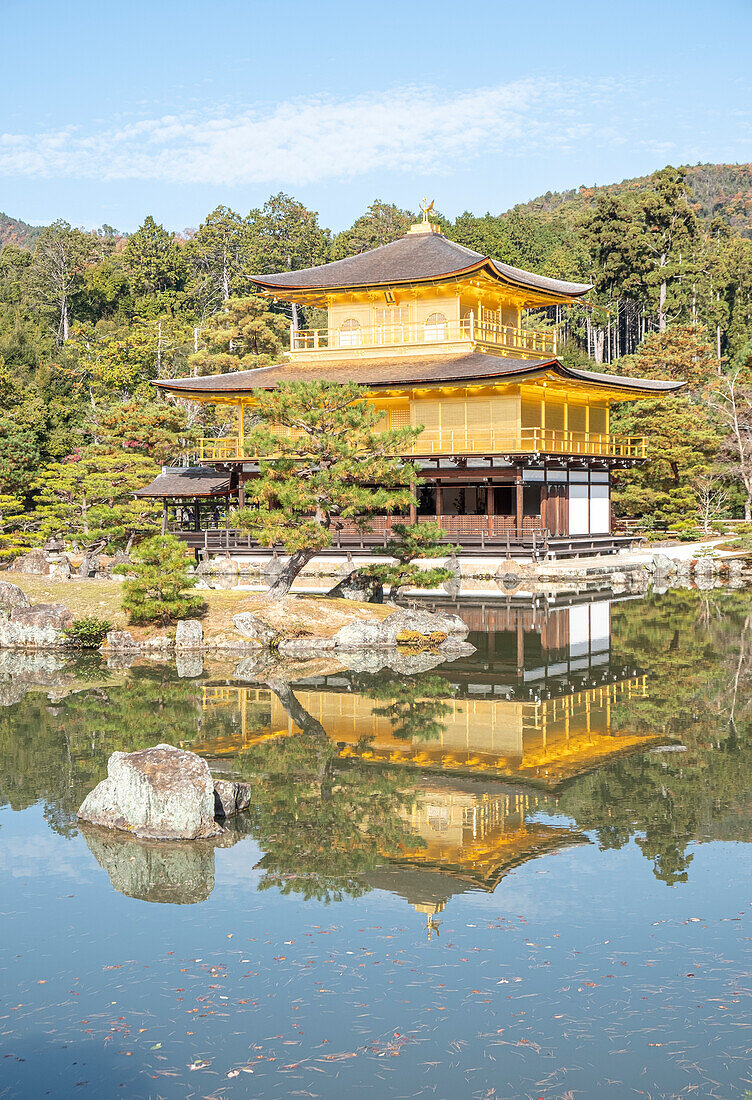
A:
[373,305,411,326]
[339,318,362,346]
[427,805,450,833]
[424,312,448,341]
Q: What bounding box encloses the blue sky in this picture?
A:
[2,0,750,234]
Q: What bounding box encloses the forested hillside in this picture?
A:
[1,164,752,557]
[0,212,42,249]
[514,163,752,238]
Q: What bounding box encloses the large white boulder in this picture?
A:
[77,744,222,840]
[175,619,204,649]
[332,607,469,651]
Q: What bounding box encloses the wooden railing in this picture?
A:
[198,429,646,462]
[289,317,556,358]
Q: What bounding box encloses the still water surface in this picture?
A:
[1,589,751,1099]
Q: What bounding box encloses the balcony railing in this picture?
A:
[198,429,646,462]
[288,317,556,359]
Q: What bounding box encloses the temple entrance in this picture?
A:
[441,486,487,516]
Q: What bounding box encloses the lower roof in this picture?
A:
[134,467,231,499]
[153,354,685,399]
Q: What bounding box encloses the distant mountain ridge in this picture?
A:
[2,163,751,249]
[0,211,43,249]
[512,163,752,237]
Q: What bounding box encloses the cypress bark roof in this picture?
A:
[134,467,231,499]
[251,231,592,300]
[153,355,685,397]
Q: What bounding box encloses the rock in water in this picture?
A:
[77,744,222,840]
[213,779,253,818]
[81,825,216,904]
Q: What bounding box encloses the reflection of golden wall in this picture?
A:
[199,677,652,784]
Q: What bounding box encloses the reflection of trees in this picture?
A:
[555,590,752,885]
[236,679,423,903]
[0,668,202,835]
[351,673,456,742]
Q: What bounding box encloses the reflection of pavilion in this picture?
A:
[200,673,652,788]
[195,597,660,919]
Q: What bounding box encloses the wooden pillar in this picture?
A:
[436,483,443,530]
[238,475,246,509]
[193,501,200,532]
[237,403,245,458]
[409,481,417,525]
[540,482,549,533]
[161,502,168,536]
[487,483,495,537]
[515,471,523,534]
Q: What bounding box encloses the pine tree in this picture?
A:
[117,533,203,625]
[358,522,458,594]
[232,381,420,599]
[189,295,287,374]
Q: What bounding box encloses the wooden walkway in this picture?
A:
[174,522,641,560]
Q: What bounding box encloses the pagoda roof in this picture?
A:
[153,354,685,399]
[134,466,231,499]
[251,230,593,302]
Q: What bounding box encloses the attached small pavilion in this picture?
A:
[140,207,683,556]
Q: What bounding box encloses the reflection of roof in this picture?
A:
[134,467,232,499]
[153,355,685,397]
[394,823,588,891]
[251,231,593,300]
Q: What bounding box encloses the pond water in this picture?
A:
[1,589,751,1099]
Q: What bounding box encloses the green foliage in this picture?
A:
[32,445,162,550]
[360,521,458,592]
[122,215,186,305]
[117,533,203,625]
[331,200,415,259]
[188,295,287,373]
[188,204,248,309]
[63,616,112,648]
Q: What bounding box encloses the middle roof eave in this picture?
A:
[153,353,685,397]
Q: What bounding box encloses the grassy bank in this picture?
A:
[4,576,395,642]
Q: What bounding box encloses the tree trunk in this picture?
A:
[658,274,667,332]
[264,547,317,600]
[291,302,300,332]
[222,254,230,302]
[61,296,69,343]
[593,328,605,365]
[266,678,328,738]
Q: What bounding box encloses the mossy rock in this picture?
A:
[396,629,448,649]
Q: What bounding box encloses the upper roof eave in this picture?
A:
[249,231,593,302]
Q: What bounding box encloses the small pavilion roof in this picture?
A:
[134,467,231,499]
[251,231,593,302]
[153,354,685,399]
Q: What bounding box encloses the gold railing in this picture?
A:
[289,317,556,358]
[198,429,646,462]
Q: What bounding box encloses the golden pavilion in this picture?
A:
[141,207,683,557]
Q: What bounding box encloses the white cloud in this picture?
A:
[0,79,635,188]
